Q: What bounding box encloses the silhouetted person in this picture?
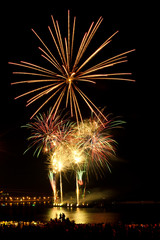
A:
[62,213,65,221]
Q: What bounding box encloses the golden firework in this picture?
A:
[9,10,135,123]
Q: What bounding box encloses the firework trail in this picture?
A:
[48,170,57,203]
[69,147,86,205]
[76,170,86,205]
[9,10,135,124]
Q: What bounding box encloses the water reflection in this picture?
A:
[47,207,120,224]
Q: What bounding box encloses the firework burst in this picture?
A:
[9,10,135,124]
[73,111,124,179]
[22,108,61,156]
[48,141,73,174]
[22,108,74,157]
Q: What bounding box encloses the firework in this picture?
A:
[71,148,86,205]
[22,108,64,157]
[72,111,124,179]
[76,172,80,205]
[48,140,74,204]
[67,111,124,204]
[76,170,86,205]
[48,140,85,204]
[48,142,73,174]
[23,108,74,203]
[9,10,135,124]
[48,170,57,203]
[22,108,74,157]
[23,106,76,203]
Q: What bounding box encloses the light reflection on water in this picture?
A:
[46,207,120,224]
[1,204,160,224]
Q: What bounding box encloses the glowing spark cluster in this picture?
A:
[9,10,135,124]
[49,142,72,174]
[25,108,123,179]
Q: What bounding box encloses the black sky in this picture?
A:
[0,1,156,200]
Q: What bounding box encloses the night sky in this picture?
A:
[0,1,156,200]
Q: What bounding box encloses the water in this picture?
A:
[0,205,119,224]
[0,204,160,224]
[45,207,120,224]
